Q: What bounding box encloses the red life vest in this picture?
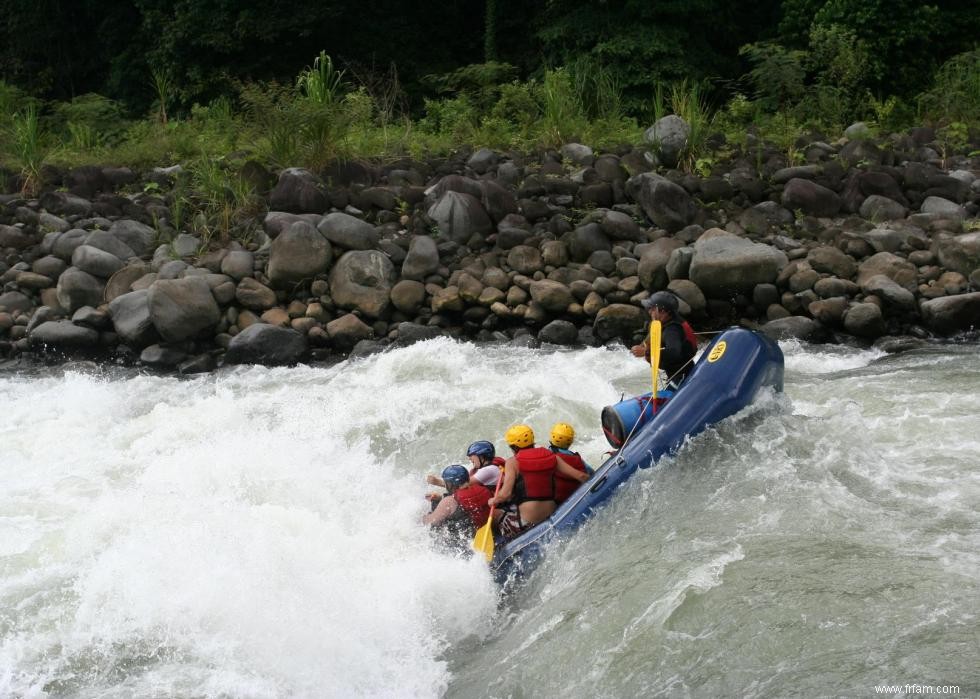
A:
[553,451,587,504]
[515,447,557,502]
[453,484,492,528]
[680,320,698,353]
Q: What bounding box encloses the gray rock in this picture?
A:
[933,231,980,276]
[401,236,440,281]
[565,223,612,262]
[761,316,826,342]
[844,122,872,140]
[52,229,89,260]
[326,313,373,351]
[666,246,694,280]
[171,233,201,257]
[861,274,915,309]
[638,237,684,290]
[28,320,99,349]
[263,211,321,238]
[467,148,498,174]
[427,191,493,244]
[529,280,574,313]
[39,191,92,217]
[56,267,105,313]
[103,262,151,304]
[858,228,906,254]
[83,229,137,260]
[781,178,841,217]
[643,115,690,168]
[920,196,965,221]
[506,245,543,275]
[689,235,788,297]
[394,321,442,346]
[856,252,917,292]
[224,323,308,365]
[32,256,67,279]
[39,213,71,232]
[140,344,189,367]
[269,168,328,214]
[0,291,33,314]
[599,210,644,242]
[235,278,277,311]
[72,306,110,329]
[148,277,221,342]
[0,224,32,249]
[317,212,379,251]
[268,221,332,287]
[108,290,156,347]
[108,220,156,256]
[859,195,907,221]
[329,250,396,318]
[772,165,822,184]
[739,201,794,236]
[390,280,427,314]
[807,246,857,279]
[220,250,254,280]
[538,319,578,345]
[157,260,189,280]
[560,143,594,166]
[593,303,646,342]
[844,302,886,338]
[626,173,696,232]
[920,292,980,334]
[667,279,706,315]
[72,245,124,278]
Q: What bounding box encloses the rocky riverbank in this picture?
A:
[2,121,980,372]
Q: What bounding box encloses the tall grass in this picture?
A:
[540,68,586,148]
[10,105,48,195]
[918,49,980,125]
[650,79,715,172]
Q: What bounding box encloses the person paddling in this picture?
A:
[490,424,589,540]
[630,291,698,388]
[548,422,593,504]
[425,440,502,491]
[422,465,492,542]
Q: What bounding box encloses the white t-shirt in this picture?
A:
[471,465,500,488]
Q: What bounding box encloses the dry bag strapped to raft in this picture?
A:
[600,391,674,448]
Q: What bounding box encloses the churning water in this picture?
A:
[1,337,978,698]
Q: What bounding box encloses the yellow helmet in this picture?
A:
[505,424,535,448]
[550,422,575,449]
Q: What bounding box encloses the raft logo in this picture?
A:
[707,341,727,363]
[873,684,960,695]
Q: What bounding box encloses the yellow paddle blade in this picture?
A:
[472,519,494,562]
[650,320,662,398]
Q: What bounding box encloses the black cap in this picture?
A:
[641,291,679,314]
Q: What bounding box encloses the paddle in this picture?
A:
[472,468,504,562]
[650,319,662,404]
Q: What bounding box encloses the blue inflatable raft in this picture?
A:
[490,327,785,584]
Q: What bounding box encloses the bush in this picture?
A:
[918,49,980,126]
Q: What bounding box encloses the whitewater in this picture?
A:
[1,337,978,698]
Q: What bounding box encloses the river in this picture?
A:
[1,337,978,698]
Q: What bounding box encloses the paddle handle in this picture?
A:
[650,320,662,400]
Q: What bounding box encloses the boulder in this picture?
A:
[626,173,696,232]
[0,291,33,314]
[560,143,594,166]
[263,211,321,238]
[0,224,32,249]
[56,267,105,313]
[807,246,857,279]
[268,221,333,287]
[920,292,980,334]
[920,196,965,221]
[390,280,427,314]
[32,256,68,279]
[538,319,578,345]
[71,245,124,278]
[780,178,841,217]
[269,168,328,214]
[329,250,396,318]
[638,238,685,290]
[394,321,442,345]
[739,201,794,236]
[325,313,373,351]
[861,274,915,309]
[856,252,917,292]
[761,316,826,342]
[39,191,92,217]
[52,229,89,260]
[643,115,690,168]
[220,250,254,280]
[401,236,440,280]
[28,320,99,349]
[859,195,907,221]
[108,220,156,257]
[667,279,706,315]
[529,280,574,313]
[84,229,137,260]
[427,191,492,244]
[317,212,379,250]
[507,245,543,275]
[565,223,611,263]
[224,324,308,365]
[236,278,277,311]
[843,302,886,338]
[599,210,644,242]
[933,231,980,276]
[688,234,788,297]
[148,277,221,342]
[467,148,498,174]
[593,303,646,342]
